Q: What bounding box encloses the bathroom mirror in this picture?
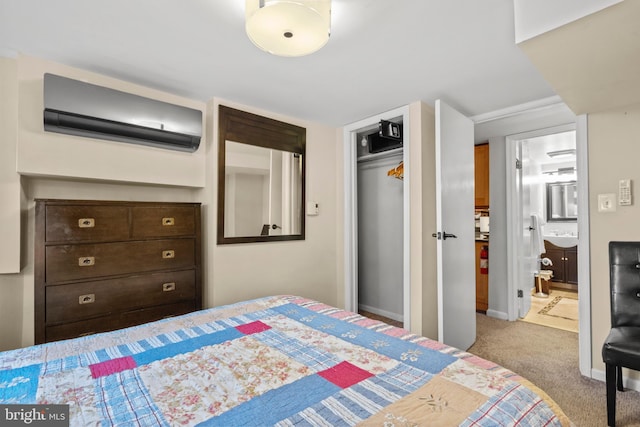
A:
[546,181,577,222]
[218,105,305,244]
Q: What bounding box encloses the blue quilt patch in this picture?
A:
[0,363,41,403]
[133,328,243,367]
[462,382,562,427]
[198,374,340,426]
[272,304,457,374]
[252,328,341,372]
[96,369,169,426]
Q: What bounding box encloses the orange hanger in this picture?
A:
[387,161,404,180]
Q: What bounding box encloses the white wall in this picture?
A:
[478,104,577,320]
[0,57,21,273]
[16,56,207,187]
[411,101,438,339]
[357,153,404,320]
[515,1,640,382]
[208,98,340,311]
[487,137,508,319]
[0,56,342,350]
[589,102,640,382]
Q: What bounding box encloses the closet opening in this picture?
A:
[343,105,411,331]
[355,117,404,327]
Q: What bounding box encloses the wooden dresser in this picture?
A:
[34,199,202,344]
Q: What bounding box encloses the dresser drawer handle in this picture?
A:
[162,250,175,259]
[78,218,95,228]
[162,249,176,259]
[78,331,96,337]
[78,256,95,266]
[79,294,95,304]
[162,282,176,292]
[163,217,175,226]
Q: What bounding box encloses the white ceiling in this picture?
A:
[525,130,576,166]
[0,0,558,127]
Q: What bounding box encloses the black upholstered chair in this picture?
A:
[602,241,640,426]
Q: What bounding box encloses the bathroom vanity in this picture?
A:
[542,240,578,289]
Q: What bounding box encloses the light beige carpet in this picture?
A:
[520,290,579,333]
[470,314,640,427]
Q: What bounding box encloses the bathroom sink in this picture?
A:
[543,235,578,248]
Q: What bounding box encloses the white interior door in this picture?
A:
[516,141,533,317]
[435,100,476,351]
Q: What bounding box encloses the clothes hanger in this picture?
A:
[387,161,403,180]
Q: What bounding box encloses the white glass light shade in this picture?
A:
[245,0,331,57]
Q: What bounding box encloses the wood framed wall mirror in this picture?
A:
[217,105,306,244]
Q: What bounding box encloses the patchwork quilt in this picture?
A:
[0,295,572,426]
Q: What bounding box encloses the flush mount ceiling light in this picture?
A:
[546,148,576,158]
[245,0,331,57]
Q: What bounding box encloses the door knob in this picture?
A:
[431,231,457,240]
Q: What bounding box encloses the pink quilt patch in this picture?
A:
[381,328,407,337]
[354,318,381,328]
[235,321,272,335]
[464,354,499,370]
[89,356,137,378]
[318,361,374,389]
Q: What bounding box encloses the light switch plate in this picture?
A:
[307,201,319,216]
[598,193,617,212]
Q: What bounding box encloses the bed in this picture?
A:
[0,295,572,426]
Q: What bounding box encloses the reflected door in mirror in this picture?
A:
[224,141,303,238]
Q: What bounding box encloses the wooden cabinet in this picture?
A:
[474,143,490,208]
[542,240,578,288]
[35,199,202,344]
[475,241,489,311]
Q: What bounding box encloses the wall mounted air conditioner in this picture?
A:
[43,73,202,152]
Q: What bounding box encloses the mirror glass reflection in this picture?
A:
[224,141,303,238]
[546,181,578,221]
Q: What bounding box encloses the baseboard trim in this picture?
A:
[486,309,508,320]
[358,304,403,322]
[592,368,640,392]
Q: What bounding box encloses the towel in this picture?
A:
[531,213,546,256]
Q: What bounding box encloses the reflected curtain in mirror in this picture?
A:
[218,106,305,244]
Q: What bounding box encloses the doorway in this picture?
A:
[510,127,579,333]
[343,100,476,350]
[342,106,412,329]
[505,117,591,377]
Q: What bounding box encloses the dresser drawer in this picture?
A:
[45,205,130,242]
[45,239,195,283]
[45,270,196,324]
[45,300,197,343]
[132,206,196,238]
